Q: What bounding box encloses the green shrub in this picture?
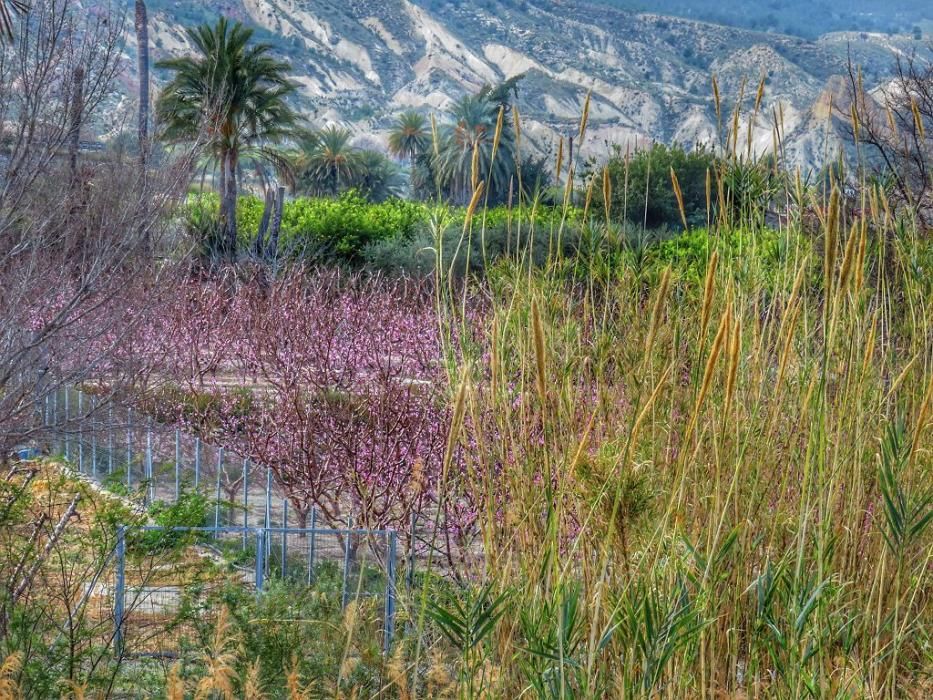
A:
[594,142,718,230]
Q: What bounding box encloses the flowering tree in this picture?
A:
[153,271,450,534]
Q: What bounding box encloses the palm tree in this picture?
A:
[298,126,360,197]
[0,0,27,43]
[349,150,404,202]
[135,0,150,170]
[156,18,300,258]
[388,111,429,197]
[435,94,516,204]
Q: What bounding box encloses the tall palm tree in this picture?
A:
[436,94,516,204]
[135,0,150,170]
[0,0,27,43]
[156,18,300,258]
[298,126,360,197]
[388,111,429,197]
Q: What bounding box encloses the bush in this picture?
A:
[594,142,718,230]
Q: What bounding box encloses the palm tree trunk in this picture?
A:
[222,151,238,259]
[253,187,274,258]
[135,1,149,170]
[265,186,286,260]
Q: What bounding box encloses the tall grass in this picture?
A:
[412,98,933,698]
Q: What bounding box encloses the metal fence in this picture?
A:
[39,386,403,656]
[113,525,398,657]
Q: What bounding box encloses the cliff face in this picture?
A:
[119,0,931,171]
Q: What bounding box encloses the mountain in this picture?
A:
[593,0,932,39]
[111,0,933,172]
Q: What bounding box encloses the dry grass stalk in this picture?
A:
[0,654,22,700]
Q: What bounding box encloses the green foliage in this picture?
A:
[134,491,212,551]
[595,142,717,229]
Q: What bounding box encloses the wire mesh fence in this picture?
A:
[112,525,398,658]
[36,386,403,658]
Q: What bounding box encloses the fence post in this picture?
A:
[264,468,272,572]
[408,512,416,592]
[194,438,201,489]
[64,389,70,461]
[214,447,224,532]
[114,525,126,657]
[126,408,132,490]
[90,398,97,478]
[145,419,154,505]
[175,428,181,501]
[341,515,352,609]
[307,507,317,585]
[107,404,114,475]
[255,528,265,592]
[77,391,84,473]
[53,388,59,451]
[384,530,398,652]
[242,459,249,550]
[281,499,288,579]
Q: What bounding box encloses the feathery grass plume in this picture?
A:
[686,307,730,442]
[166,663,186,700]
[861,310,879,377]
[0,653,22,700]
[730,78,745,156]
[513,103,522,148]
[492,105,505,162]
[754,75,766,113]
[644,266,672,366]
[715,168,728,227]
[563,159,576,210]
[886,103,898,138]
[387,645,411,700]
[700,251,719,339]
[471,143,480,193]
[909,373,933,467]
[570,412,597,476]
[531,298,548,405]
[602,165,612,222]
[705,167,712,226]
[824,187,840,299]
[910,98,925,139]
[243,662,265,700]
[578,90,592,143]
[712,74,722,144]
[431,113,440,159]
[463,182,485,230]
[670,167,688,230]
[838,221,859,292]
[886,356,919,403]
[774,302,801,397]
[850,102,861,142]
[426,646,452,696]
[286,656,309,700]
[63,682,88,700]
[195,609,238,700]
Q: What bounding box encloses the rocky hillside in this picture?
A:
[117,0,932,171]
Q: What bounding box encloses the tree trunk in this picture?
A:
[135,1,149,171]
[253,187,274,258]
[265,185,286,260]
[68,66,85,186]
[222,152,238,259]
